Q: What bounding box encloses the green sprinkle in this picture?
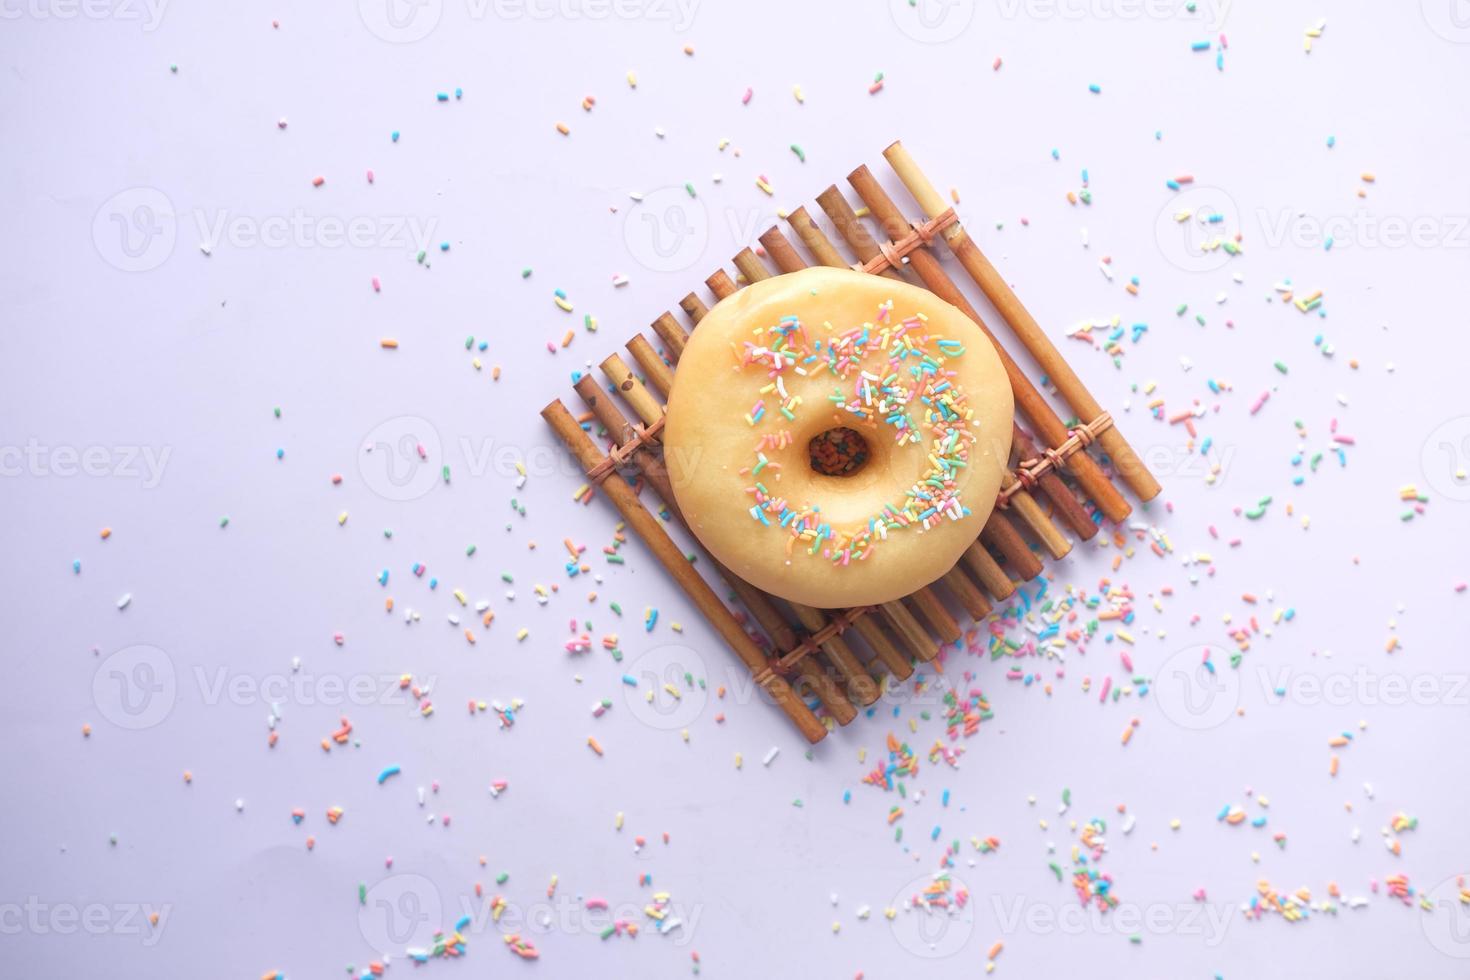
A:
[521,267,533,278]
[1274,361,1289,374]
[496,872,509,884]
[441,465,450,483]
[273,407,281,418]
[684,182,696,198]
[466,544,476,556]
[1048,861,1063,881]
[610,602,623,616]
[359,883,367,905]
[790,144,805,163]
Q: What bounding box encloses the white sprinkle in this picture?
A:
[762,746,780,767]
[116,593,132,609]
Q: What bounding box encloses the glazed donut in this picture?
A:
[664,267,1013,608]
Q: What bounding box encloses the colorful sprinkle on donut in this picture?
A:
[736,302,976,567]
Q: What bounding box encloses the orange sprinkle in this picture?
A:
[380,338,399,349]
[587,736,604,756]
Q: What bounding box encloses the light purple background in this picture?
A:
[4,1,1470,977]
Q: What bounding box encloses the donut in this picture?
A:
[664,267,1013,608]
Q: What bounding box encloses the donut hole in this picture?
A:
[808,426,871,478]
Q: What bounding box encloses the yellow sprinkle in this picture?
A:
[554,295,574,312]
[337,511,348,526]
[515,628,529,641]
[626,70,637,88]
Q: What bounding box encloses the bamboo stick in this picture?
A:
[651,312,687,361]
[679,292,709,324]
[1009,485,1070,560]
[964,541,1015,601]
[847,164,1131,524]
[883,141,1161,503]
[543,400,827,742]
[626,334,675,398]
[880,600,938,662]
[757,226,807,274]
[849,613,913,681]
[732,247,769,286]
[787,206,848,268]
[788,604,880,706]
[941,566,992,621]
[815,186,905,281]
[1012,423,1097,540]
[599,353,664,427]
[706,269,736,299]
[907,588,961,646]
[984,511,1044,582]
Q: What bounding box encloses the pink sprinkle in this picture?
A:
[992,57,1002,70]
[1249,391,1270,415]
[311,176,325,187]
[366,169,374,183]
[1120,651,1134,672]
[741,87,752,105]
[371,275,381,292]
[585,898,609,910]
[1098,675,1112,703]
[333,632,344,645]
[1332,434,1356,445]
[1455,582,1467,593]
